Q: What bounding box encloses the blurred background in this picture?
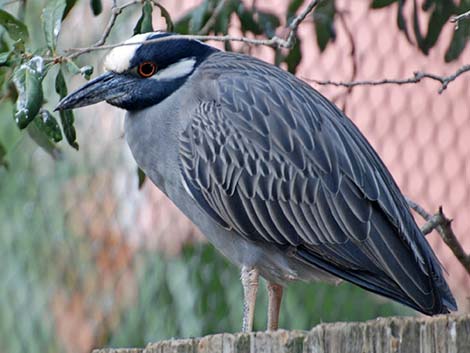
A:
[0,1,468,353]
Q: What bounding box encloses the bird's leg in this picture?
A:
[241,266,259,332]
[267,282,283,331]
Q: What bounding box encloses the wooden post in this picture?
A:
[93,314,470,353]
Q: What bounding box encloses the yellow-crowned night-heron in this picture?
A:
[56,32,457,332]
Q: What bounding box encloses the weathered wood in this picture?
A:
[93,314,470,353]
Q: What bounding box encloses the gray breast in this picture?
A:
[123,76,336,285]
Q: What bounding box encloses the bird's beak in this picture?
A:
[55,71,131,111]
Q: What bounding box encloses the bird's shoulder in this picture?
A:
[180,50,425,259]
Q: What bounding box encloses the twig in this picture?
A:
[406,198,432,224]
[450,9,470,29]
[198,0,228,35]
[407,199,470,275]
[284,0,320,46]
[68,0,141,60]
[306,64,470,94]
[64,0,320,58]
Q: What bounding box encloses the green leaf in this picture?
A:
[42,0,67,51]
[423,7,452,52]
[90,0,103,16]
[284,37,302,74]
[0,50,13,66]
[55,69,78,150]
[26,119,62,159]
[64,59,81,75]
[0,141,7,169]
[0,9,29,42]
[214,0,237,34]
[80,65,93,80]
[397,0,411,43]
[64,60,93,79]
[237,4,262,35]
[370,0,397,8]
[257,11,280,38]
[64,0,79,18]
[174,15,190,34]
[313,0,336,52]
[287,0,304,22]
[445,19,470,62]
[13,57,45,129]
[190,0,209,33]
[133,1,154,35]
[137,167,146,189]
[34,110,63,143]
[412,0,427,54]
[155,3,174,32]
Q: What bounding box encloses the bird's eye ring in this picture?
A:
[138,62,157,78]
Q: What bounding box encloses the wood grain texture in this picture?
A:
[92,314,470,353]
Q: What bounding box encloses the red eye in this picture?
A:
[138,61,157,78]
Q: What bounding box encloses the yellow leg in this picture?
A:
[241,266,259,332]
[267,282,283,331]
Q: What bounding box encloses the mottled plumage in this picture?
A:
[56,32,456,330]
[178,52,455,315]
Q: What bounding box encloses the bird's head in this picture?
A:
[56,32,218,111]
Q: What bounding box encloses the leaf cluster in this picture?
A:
[371,0,470,61]
[0,0,97,165]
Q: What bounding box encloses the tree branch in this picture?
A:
[450,9,470,29]
[64,0,320,58]
[68,0,141,60]
[407,199,470,275]
[305,64,470,94]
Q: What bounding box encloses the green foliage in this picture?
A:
[42,0,67,51]
[0,9,29,42]
[369,0,469,60]
[55,69,78,150]
[445,16,470,61]
[371,0,398,7]
[90,0,103,16]
[285,38,302,74]
[134,0,154,35]
[313,0,336,52]
[13,57,45,129]
[137,167,146,189]
[35,110,63,143]
[154,3,174,32]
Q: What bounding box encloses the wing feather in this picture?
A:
[177,52,456,314]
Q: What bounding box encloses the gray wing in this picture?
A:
[178,53,455,315]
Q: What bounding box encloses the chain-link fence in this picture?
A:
[0,1,468,353]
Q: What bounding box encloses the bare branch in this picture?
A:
[406,198,432,224]
[306,64,470,94]
[407,199,470,275]
[68,0,141,60]
[284,0,320,47]
[64,0,320,58]
[450,9,470,29]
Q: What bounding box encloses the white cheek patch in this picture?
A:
[104,33,152,73]
[151,57,196,81]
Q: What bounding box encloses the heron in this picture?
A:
[56,32,457,332]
